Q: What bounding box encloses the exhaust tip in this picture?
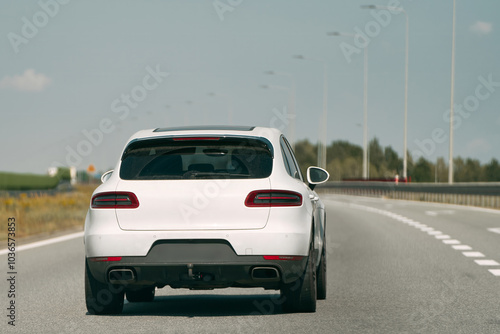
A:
[251,267,280,281]
[108,269,136,284]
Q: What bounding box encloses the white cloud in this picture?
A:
[469,21,493,35]
[0,69,51,92]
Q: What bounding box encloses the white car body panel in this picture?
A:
[114,179,271,230]
[84,126,327,281]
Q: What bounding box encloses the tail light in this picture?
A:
[91,192,139,209]
[89,257,122,262]
[245,190,302,207]
[263,256,304,261]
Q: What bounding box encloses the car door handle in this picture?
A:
[309,194,319,201]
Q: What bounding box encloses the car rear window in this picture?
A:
[120,137,273,180]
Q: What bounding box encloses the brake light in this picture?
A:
[245,190,302,207]
[263,256,304,261]
[172,137,220,141]
[91,192,139,209]
[89,257,122,262]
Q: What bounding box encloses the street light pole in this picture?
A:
[449,0,456,184]
[328,31,369,179]
[361,5,409,181]
[292,55,328,169]
[363,43,369,180]
[403,9,409,181]
[321,61,328,168]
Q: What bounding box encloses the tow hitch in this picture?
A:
[182,263,214,282]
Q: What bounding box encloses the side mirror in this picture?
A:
[307,166,329,190]
[100,170,114,183]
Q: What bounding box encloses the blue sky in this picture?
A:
[1,0,499,173]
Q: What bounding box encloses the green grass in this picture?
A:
[0,171,60,190]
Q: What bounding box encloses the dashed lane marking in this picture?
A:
[487,228,500,235]
[443,239,461,245]
[425,210,455,216]
[475,260,500,266]
[452,245,472,250]
[346,202,500,277]
[488,269,500,276]
[462,252,485,258]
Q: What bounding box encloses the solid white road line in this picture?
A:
[462,251,485,258]
[474,260,500,266]
[0,231,84,256]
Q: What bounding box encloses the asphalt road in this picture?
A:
[2,194,500,333]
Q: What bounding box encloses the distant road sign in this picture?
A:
[87,164,96,173]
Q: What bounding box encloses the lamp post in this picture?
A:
[208,92,233,125]
[328,31,369,180]
[292,55,328,169]
[361,4,409,181]
[449,0,456,184]
[264,71,296,150]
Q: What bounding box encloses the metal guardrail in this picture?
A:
[317,182,500,196]
[317,182,500,209]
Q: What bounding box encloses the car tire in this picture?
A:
[316,245,327,300]
[126,287,155,303]
[280,242,317,313]
[85,260,124,315]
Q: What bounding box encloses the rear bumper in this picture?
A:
[87,240,307,289]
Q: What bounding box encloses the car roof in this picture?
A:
[127,126,283,143]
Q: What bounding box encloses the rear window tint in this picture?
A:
[120,137,273,180]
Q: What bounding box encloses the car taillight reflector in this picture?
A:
[245,190,302,207]
[263,256,304,261]
[89,257,122,262]
[91,192,139,209]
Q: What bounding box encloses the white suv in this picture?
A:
[84,126,329,314]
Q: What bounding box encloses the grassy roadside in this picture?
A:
[0,185,97,241]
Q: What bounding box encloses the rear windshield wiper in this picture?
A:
[182,171,251,179]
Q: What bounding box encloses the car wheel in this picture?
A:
[85,260,124,315]
[126,287,155,303]
[316,244,327,300]
[281,242,317,313]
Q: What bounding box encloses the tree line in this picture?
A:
[293,138,500,183]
